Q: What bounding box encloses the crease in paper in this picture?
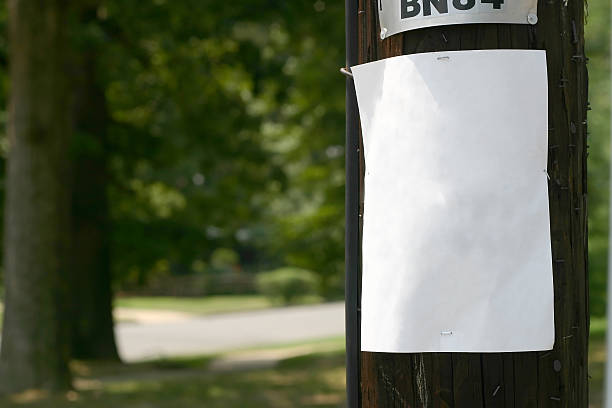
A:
[352,50,554,353]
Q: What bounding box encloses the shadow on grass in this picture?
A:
[0,326,606,408]
[0,349,346,408]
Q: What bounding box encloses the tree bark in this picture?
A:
[356,1,589,406]
[69,41,119,361]
[0,0,73,393]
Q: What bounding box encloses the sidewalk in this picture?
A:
[115,302,345,362]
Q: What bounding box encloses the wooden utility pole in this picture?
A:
[345,0,589,406]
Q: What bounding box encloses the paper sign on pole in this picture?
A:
[377,0,538,39]
[353,50,554,353]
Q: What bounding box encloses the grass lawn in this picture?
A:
[590,317,606,407]
[0,310,605,408]
[0,338,346,408]
[114,294,323,315]
[0,328,607,407]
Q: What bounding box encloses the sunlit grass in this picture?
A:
[1,340,346,408]
[114,294,323,315]
[590,317,606,407]
[0,328,606,407]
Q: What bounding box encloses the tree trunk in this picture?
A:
[69,42,119,361]
[0,0,73,393]
[354,1,589,406]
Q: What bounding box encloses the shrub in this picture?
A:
[210,248,240,272]
[256,267,320,305]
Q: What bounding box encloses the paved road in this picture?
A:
[116,302,345,362]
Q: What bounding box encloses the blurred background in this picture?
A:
[0,0,608,407]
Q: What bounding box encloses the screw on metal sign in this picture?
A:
[378,0,538,38]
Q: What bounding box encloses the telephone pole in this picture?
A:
[345,0,589,406]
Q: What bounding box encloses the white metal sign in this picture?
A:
[378,0,538,39]
[353,50,553,353]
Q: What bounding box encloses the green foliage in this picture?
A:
[210,248,240,271]
[115,295,271,315]
[585,0,610,316]
[92,0,345,294]
[256,267,320,305]
[0,1,346,299]
[101,1,286,282]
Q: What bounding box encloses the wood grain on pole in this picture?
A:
[355,0,589,405]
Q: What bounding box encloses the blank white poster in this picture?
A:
[353,50,554,353]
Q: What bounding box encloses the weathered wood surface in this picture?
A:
[356,0,589,406]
